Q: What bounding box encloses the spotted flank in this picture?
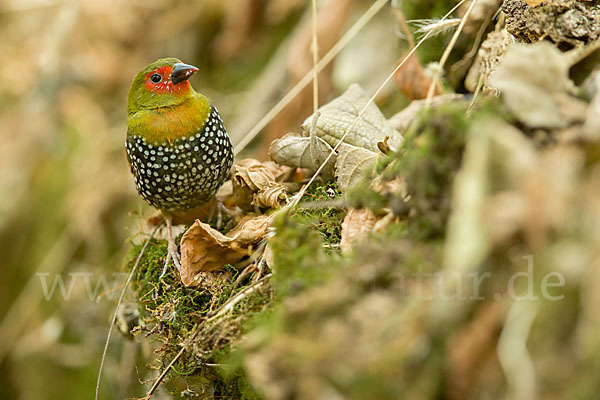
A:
[125,106,234,213]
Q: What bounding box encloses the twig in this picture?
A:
[207,274,272,322]
[392,3,415,48]
[234,0,388,155]
[95,223,162,400]
[425,0,478,107]
[232,264,258,290]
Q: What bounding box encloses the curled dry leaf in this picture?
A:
[180,215,272,286]
[180,221,244,285]
[301,84,403,152]
[335,143,379,192]
[223,215,272,251]
[340,208,377,255]
[254,185,287,209]
[232,158,288,211]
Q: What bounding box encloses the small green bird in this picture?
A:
[126,58,234,274]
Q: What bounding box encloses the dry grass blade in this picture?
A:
[392,4,415,49]
[411,18,461,35]
[234,0,388,155]
[425,0,479,106]
[95,223,162,400]
[311,0,319,113]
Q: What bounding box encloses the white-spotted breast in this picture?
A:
[125,106,233,214]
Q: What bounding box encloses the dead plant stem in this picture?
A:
[425,0,479,107]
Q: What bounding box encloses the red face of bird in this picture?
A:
[127,58,200,115]
[144,62,199,95]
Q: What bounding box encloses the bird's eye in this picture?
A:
[150,73,162,83]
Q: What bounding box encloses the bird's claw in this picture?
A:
[159,242,181,278]
[169,242,182,272]
[210,198,232,229]
[159,216,182,279]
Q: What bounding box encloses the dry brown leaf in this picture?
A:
[180,221,245,284]
[393,53,439,100]
[232,159,288,211]
[260,160,296,181]
[254,185,287,209]
[269,134,336,179]
[489,42,583,129]
[340,208,377,254]
[271,85,401,189]
[226,215,272,250]
[301,84,403,152]
[335,144,379,192]
[180,215,272,285]
[234,159,277,190]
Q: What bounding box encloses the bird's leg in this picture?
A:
[161,215,181,277]
[215,201,223,230]
[209,198,229,229]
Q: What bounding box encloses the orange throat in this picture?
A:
[127,96,211,145]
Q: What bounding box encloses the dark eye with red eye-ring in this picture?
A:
[150,73,162,83]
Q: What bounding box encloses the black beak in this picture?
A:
[171,62,199,85]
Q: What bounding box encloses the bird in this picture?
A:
[125,58,234,275]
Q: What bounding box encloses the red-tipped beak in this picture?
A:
[171,62,199,85]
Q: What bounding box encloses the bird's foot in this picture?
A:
[159,216,182,278]
[209,198,233,230]
[159,241,181,278]
[160,252,170,278]
[168,240,182,272]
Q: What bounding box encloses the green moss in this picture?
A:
[125,235,271,399]
[348,102,470,239]
[269,211,341,298]
[295,181,346,246]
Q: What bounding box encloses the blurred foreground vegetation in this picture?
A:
[2,0,600,399]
